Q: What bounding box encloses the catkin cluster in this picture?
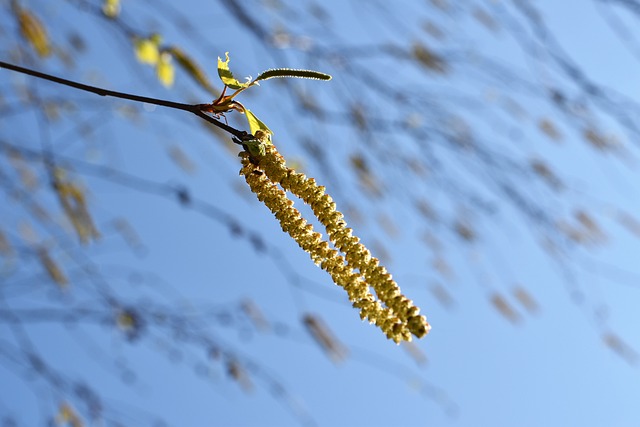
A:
[239,144,430,342]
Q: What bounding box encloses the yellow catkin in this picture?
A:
[241,147,430,342]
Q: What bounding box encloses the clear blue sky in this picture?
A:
[1,1,639,426]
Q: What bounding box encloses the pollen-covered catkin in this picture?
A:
[240,146,431,342]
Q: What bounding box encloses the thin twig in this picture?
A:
[0,60,247,141]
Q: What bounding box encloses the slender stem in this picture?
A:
[0,60,248,140]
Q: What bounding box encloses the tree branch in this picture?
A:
[0,60,248,141]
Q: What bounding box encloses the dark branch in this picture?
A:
[0,60,248,141]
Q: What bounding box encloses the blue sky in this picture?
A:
[1,1,640,426]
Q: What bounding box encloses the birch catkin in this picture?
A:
[239,146,430,342]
